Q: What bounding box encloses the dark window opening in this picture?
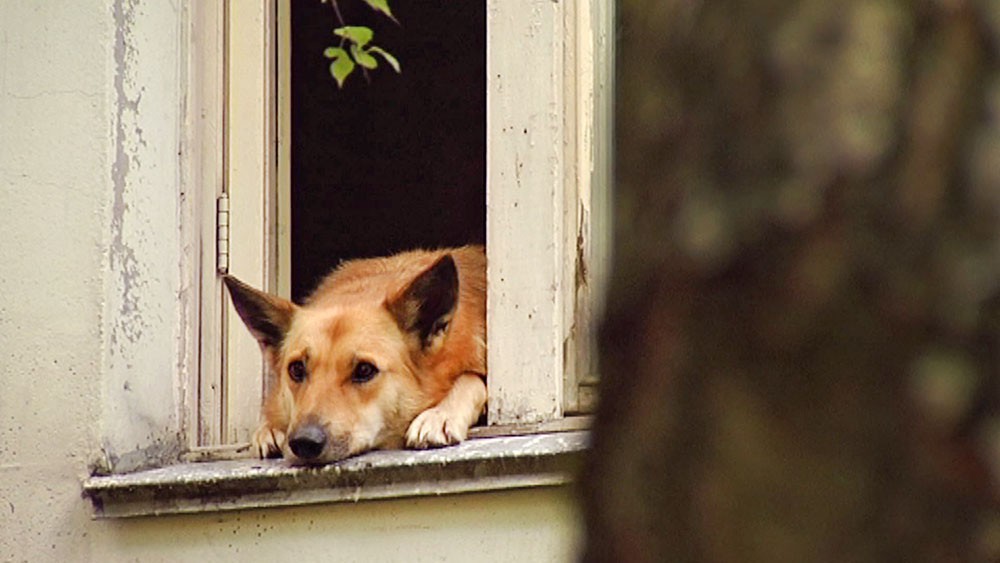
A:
[290,1,486,302]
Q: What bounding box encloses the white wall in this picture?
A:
[93,488,579,562]
[0,1,581,560]
[1,1,114,559]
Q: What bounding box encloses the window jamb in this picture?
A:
[220,0,279,446]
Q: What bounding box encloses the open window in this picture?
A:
[196,0,613,453]
[83,0,613,517]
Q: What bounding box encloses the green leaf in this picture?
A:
[329,58,356,88]
[362,0,395,21]
[351,44,379,70]
[367,46,401,73]
[334,26,374,48]
[324,47,356,88]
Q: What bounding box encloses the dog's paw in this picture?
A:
[252,423,286,459]
[405,406,469,449]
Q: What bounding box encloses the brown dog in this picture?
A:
[224,246,487,464]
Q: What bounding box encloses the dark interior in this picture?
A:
[289,1,486,302]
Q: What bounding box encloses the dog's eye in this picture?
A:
[351,361,379,384]
[288,360,307,383]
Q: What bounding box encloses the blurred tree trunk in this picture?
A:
[583,1,1000,561]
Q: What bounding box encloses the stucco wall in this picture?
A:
[1,0,113,559]
[92,488,579,562]
[0,1,581,561]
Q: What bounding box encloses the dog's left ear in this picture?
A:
[387,254,459,345]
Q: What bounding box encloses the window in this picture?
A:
[83,0,612,516]
[196,0,613,452]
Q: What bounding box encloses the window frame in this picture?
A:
[219,0,280,448]
[193,0,613,451]
[187,0,226,452]
[189,0,281,451]
[486,0,613,423]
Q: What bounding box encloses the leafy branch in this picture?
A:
[320,0,401,88]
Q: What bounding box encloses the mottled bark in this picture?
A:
[583,1,1000,561]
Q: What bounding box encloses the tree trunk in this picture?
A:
[583,1,1000,561]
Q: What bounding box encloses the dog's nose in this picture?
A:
[288,424,327,460]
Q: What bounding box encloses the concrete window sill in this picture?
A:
[82,430,589,519]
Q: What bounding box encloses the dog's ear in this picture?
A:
[223,275,296,350]
[387,254,459,345]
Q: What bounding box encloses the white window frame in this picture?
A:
[193,0,614,449]
[187,0,227,452]
[219,0,280,447]
[187,0,280,451]
[486,0,612,423]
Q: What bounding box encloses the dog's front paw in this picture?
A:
[252,423,286,459]
[405,406,470,449]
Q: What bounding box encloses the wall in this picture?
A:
[0,1,580,561]
[93,488,578,562]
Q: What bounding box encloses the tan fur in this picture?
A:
[228,246,487,464]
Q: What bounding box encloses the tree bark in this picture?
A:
[583,1,1000,561]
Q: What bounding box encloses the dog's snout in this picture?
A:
[289,424,327,460]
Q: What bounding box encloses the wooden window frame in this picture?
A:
[188,0,280,451]
[191,0,614,451]
[487,0,612,422]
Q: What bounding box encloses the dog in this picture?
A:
[223,245,487,465]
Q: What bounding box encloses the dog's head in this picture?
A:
[223,255,459,464]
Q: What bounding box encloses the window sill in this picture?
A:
[82,430,589,519]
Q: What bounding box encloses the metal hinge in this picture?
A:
[216,193,230,274]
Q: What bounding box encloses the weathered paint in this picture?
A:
[485,0,612,423]
[486,0,567,425]
[84,431,588,518]
[100,0,187,473]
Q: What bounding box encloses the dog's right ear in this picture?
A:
[223,275,296,350]
[386,254,459,346]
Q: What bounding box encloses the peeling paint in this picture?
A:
[110,0,147,352]
[99,0,186,474]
